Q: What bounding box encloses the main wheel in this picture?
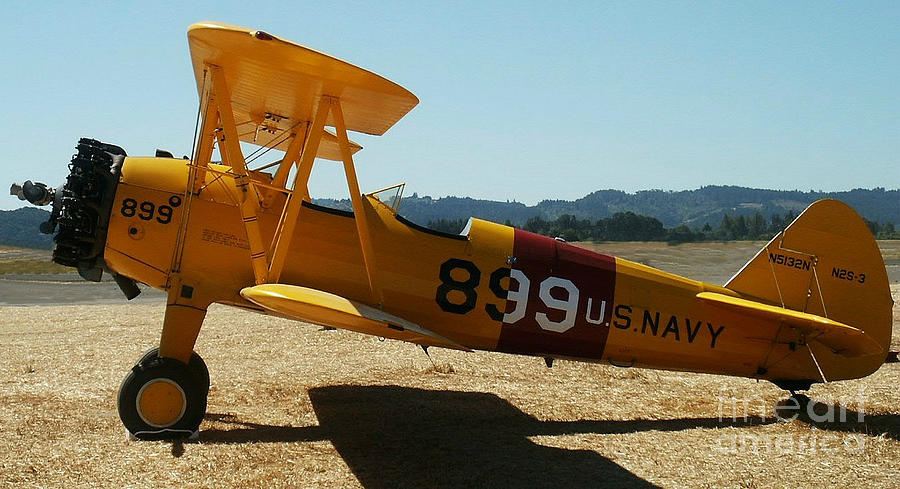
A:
[136,347,210,395]
[118,357,207,440]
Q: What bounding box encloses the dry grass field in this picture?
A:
[1,242,899,488]
[0,246,70,275]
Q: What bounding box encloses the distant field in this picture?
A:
[3,241,898,281]
[579,240,900,284]
[0,247,70,274]
[577,241,766,284]
[0,259,72,274]
[1,242,899,487]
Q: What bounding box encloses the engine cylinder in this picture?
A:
[51,138,126,277]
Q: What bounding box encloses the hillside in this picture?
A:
[2,186,897,250]
[0,207,52,249]
[319,186,900,228]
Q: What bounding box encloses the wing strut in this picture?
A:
[170,72,216,279]
[333,97,382,307]
[208,66,270,285]
[176,64,385,306]
[271,121,309,191]
[267,96,383,306]
[189,81,218,197]
[267,96,331,280]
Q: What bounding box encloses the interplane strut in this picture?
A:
[182,64,382,304]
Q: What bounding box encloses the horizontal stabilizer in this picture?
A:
[697,292,883,357]
[240,284,471,351]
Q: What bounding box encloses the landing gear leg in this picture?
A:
[117,285,211,440]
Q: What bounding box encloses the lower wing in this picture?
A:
[241,284,472,352]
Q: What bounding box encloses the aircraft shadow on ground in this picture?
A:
[199,385,778,489]
[792,401,900,441]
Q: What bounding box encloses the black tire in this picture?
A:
[137,347,210,395]
[792,393,811,409]
[117,357,207,440]
[774,393,812,421]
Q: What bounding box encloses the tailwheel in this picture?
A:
[774,392,811,421]
[136,347,210,395]
[117,357,207,440]
[791,393,811,409]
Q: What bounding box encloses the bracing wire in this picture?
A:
[245,119,304,167]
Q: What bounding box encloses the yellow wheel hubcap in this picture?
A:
[136,379,186,428]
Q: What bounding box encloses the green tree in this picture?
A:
[720,215,734,240]
[749,212,767,239]
[667,225,700,245]
[733,215,749,239]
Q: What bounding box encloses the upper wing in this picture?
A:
[187,21,419,156]
[697,292,883,357]
[241,284,471,352]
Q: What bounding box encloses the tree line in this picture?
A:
[427,211,900,243]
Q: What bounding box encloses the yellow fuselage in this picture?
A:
[103,157,882,385]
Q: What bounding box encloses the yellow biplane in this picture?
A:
[11,22,895,440]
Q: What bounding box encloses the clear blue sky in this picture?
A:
[2,1,898,210]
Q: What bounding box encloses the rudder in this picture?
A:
[726,199,893,379]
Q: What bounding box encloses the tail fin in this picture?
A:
[726,199,893,377]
